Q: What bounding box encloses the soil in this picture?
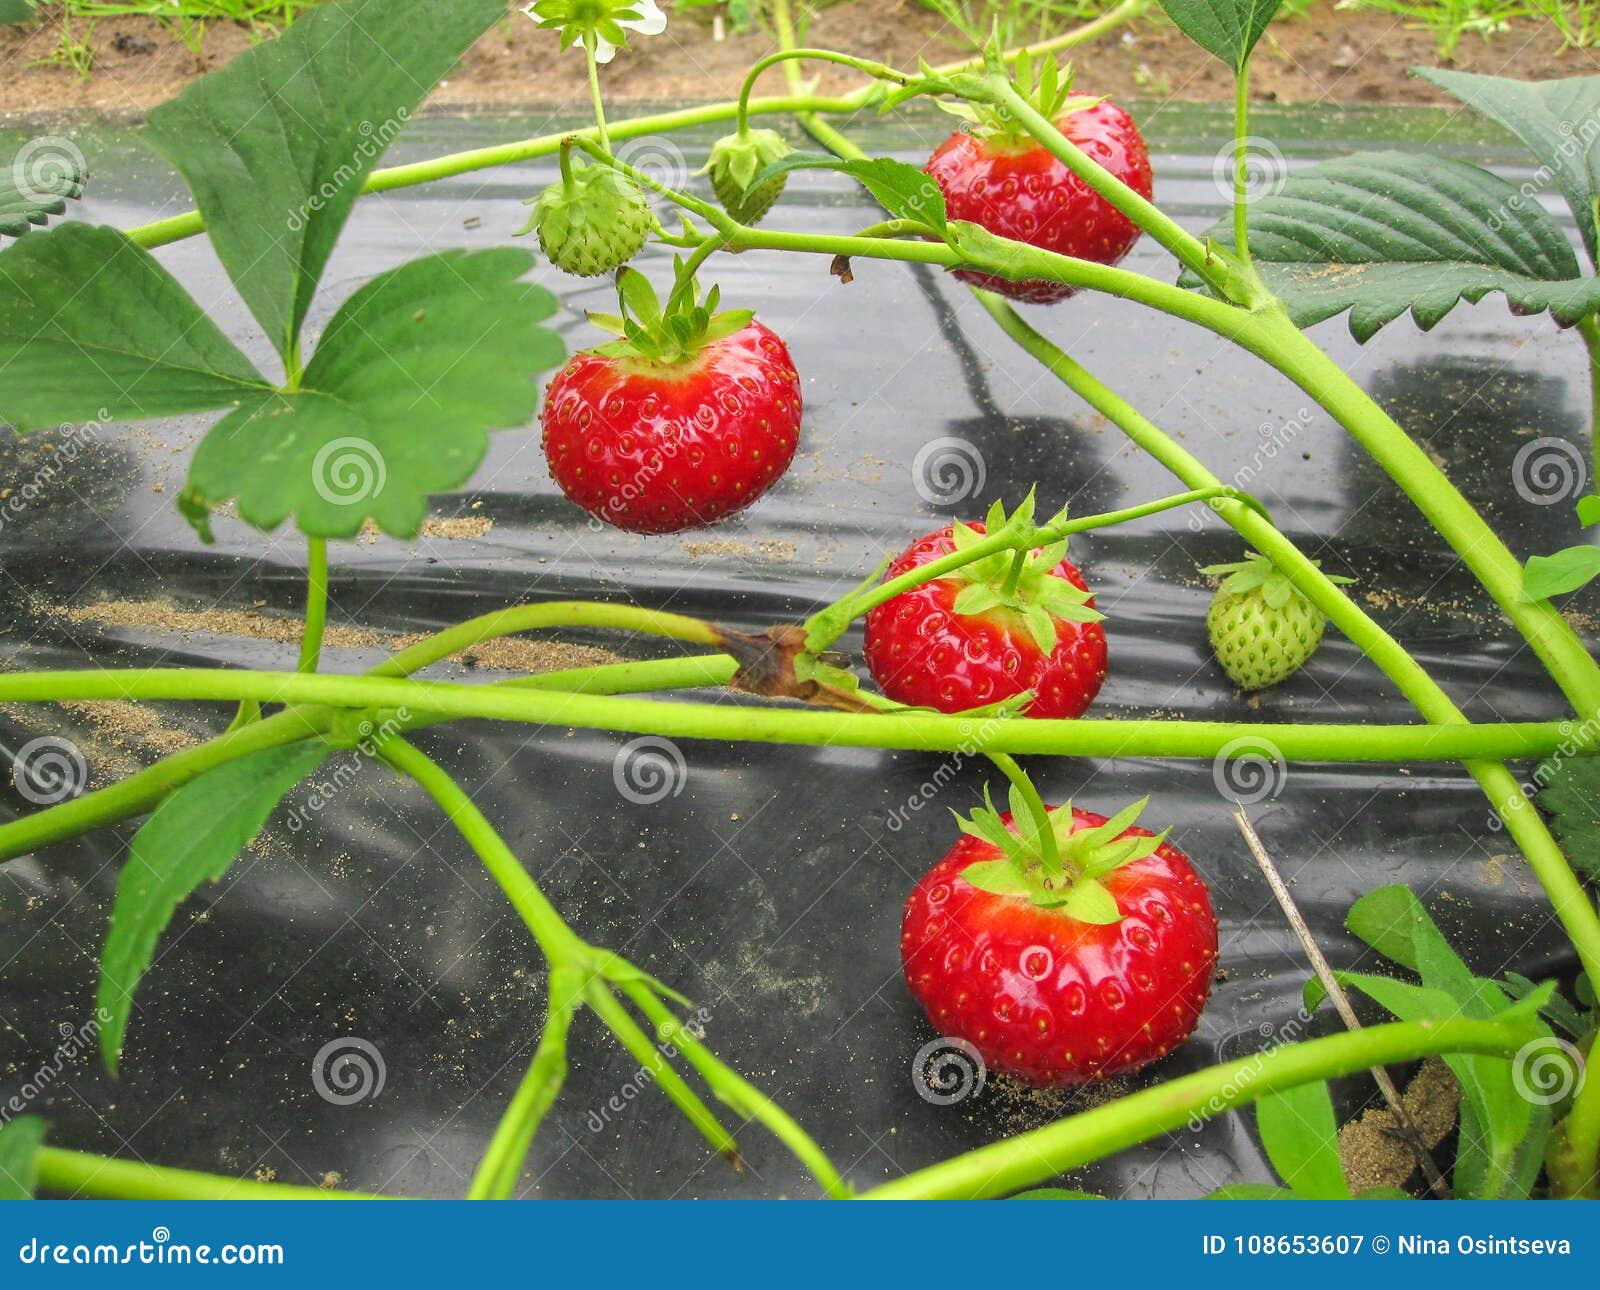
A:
[4,3,1600,123]
[1338,1057,1461,1194]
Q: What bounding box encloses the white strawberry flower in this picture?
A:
[523,0,667,65]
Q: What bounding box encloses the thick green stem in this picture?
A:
[976,295,1600,990]
[0,667,1590,764]
[1249,310,1600,718]
[1233,63,1252,265]
[377,736,583,961]
[736,48,907,134]
[1557,1068,1600,1197]
[297,537,328,674]
[986,76,1227,294]
[864,1014,1538,1199]
[35,1147,389,1200]
[1579,311,1600,485]
[583,37,611,153]
[467,977,580,1200]
[0,654,732,865]
[987,752,1060,873]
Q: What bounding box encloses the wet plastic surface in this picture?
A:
[0,103,1592,1198]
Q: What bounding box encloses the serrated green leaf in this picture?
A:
[98,740,332,1073]
[1579,495,1600,527]
[1156,0,1284,71]
[1061,877,1121,924]
[1522,545,1600,600]
[1,138,84,237]
[184,248,562,540]
[0,223,269,430]
[0,0,36,23]
[0,1117,45,1200]
[1417,68,1600,268]
[751,155,948,235]
[1537,755,1600,880]
[1182,152,1600,341]
[1256,1081,1351,1199]
[143,0,505,362]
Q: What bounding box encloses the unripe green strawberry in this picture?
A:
[518,163,651,277]
[705,128,792,226]
[1201,552,1351,690]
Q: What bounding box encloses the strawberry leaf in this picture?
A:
[1415,68,1600,268]
[1,138,84,238]
[750,155,948,235]
[1181,152,1600,341]
[98,740,332,1074]
[1255,1080,1351,1199]
[143,0,505,363]
[1522,545,1600,600]
[1206,1183,1297,1199]
[0,223,269,431]
[0,1117,45,1200]
[1156,0,1285,72]
[183,248,562,540]
[1578,495,1600,527]
[1009,1187,1106,1199]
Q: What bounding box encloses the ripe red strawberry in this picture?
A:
[541,265,802,533]
[923,55,1151,304]
[902,796,1217,1086]
[863,502,1106,717]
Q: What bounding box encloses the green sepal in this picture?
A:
[706,128,794,226]
[1061,878,1121,924]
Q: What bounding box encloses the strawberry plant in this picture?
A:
[2,0,1600,1203]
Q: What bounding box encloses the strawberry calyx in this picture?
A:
[939,50,1101,150]
[586,262,754,368]
[944,494,1103,655]
[955,791,1167,925]
[1200,551,1355,610]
